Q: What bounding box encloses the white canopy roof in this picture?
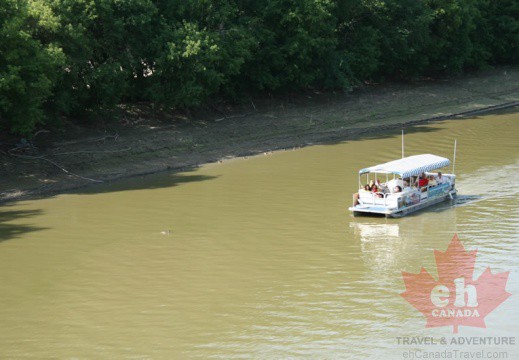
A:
[359,154,450,179]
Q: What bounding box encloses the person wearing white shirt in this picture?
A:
[436,172,447,185]
[376,178,389,193]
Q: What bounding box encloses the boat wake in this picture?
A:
[447,160,519,209]
[454,191,519,208]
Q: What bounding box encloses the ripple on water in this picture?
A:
[0,110,519,358]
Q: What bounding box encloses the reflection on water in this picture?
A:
[352,221,402,275]
[352,222,400,239]
[0,110,518,358]
[351,204,459,279]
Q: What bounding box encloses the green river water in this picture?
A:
[1,110,518,359]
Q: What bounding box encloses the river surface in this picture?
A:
[1,110,518,359]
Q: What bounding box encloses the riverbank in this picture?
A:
[1,67,518,203]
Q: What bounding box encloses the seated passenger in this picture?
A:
[387,178,403,193]
[428,175,437,187]
[403,181,412,192]
[371,185,383,198]
[393,185,402,193]
[356,184,371,205]
[416,173,429,187]
[353,192,360,206]
[436,171,447,185]
[376,179,388,193]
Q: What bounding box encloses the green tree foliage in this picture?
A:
[151,0,255,106]
[336,0,382,82]
[0,0,64,134]
[47,0,159,119]
[485,0,519,64]
[1,0,518,135]
[427,0,488,73]
[372,0,434,77]
[241,0,343,90]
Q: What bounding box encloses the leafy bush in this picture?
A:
[1,0,517,135]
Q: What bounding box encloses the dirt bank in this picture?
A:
[1,67,518,203]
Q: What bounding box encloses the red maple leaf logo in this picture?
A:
[401,234,511,333]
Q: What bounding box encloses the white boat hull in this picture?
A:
[349,154,457,218]
[349,188,457,218]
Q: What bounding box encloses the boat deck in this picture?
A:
[348,154,457,218]
[350,189,456,218]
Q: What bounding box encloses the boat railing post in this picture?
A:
[402,129,404,158]
[452,139,457,175]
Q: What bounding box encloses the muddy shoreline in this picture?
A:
[1,67,518,204]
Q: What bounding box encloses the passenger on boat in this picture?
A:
[371,185,384,198]
[393,185,402,193]
[353,192,360,206]
[428,175,437,187]
[387,178,403,193]
[416,173,429,187]
[355,185,370,205]
[403,181,412,192]
[376,179,388,193]
[436,172,446,184]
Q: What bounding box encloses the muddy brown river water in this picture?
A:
[1,110,518,359]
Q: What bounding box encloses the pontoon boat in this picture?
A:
[348,154,457,218]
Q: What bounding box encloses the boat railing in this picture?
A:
[356,180,453,207]
[357,190,404,207]
[427,182,450,197]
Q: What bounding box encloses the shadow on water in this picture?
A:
[319,104,518,145]
[0,167,216,242]
[72,168,219,196]
[352,122,440,141]
[0,122,448,206]
[1,166,219,203]
[4,106,517,202]
[0,206,47,243]
[69,124,436,196]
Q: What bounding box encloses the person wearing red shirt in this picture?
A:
[418,172,429,188]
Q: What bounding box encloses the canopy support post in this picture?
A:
[452,139,457,175]
[402,130,405,159]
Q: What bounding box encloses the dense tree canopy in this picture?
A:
[1,0,518,135]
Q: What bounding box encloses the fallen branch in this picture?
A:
[51,147,132,156]
[33,129,51,140]
[38,157,103,183]
[8,150,103,183]
[214,112,252,122]
[53,132,119,147]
